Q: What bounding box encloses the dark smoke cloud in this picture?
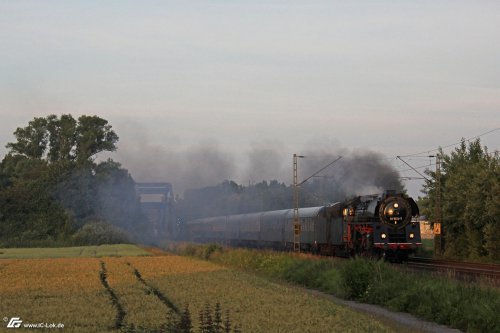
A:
[115,145,403,200]
[114,138,236,196]
[107,125,402,198]
[298,148,403,198]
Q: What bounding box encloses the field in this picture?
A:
[182,245,499,333]
[0,244,150,259]
[0,245,398,332]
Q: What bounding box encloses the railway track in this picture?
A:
[406,257,500,282]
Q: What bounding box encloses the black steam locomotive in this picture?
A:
[185,191,421,261]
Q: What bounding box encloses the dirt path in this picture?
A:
[305,289,462,333]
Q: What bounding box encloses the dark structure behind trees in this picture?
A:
[135,182,174,238]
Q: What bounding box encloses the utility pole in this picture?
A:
[293,154,303,252]
[434,153,444,256]
[292,154,342,252]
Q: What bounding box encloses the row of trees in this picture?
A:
[420,139,499,262]
[0,114,151,247]
[176,176,399,223]
[176,180,291,222]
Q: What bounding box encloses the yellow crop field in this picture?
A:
[0,247,396,333]
[0,257,115,332]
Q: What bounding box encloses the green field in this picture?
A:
[0,244,150,259]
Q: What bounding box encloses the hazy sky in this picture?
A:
[1,1,499,197]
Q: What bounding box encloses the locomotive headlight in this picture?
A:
[409,232,415,239]
[381,233,387,239]
[394,203,399,208]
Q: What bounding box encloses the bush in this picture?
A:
[170,243,224,260]
[71,221,131,245]
[282,259,331,288]
[363,263,409,308]
[317,268,344,297]
[339,257,376,300]
[203,243,223,260]
[256,252,295,278]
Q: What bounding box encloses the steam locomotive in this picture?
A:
[185,191,421,261]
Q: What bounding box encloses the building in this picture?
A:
[135,182,174,237]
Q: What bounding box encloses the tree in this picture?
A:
[75,115,119,164]
[421,139,500,261]
[0,114,149,247]
[5,114,118,164]
[0,161,73,247]
[46,114,77,162]
[6,117,48,159]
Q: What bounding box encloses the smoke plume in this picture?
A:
[113,134,402,200]
[298,148,403,199]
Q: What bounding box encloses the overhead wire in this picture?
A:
[396,127,500,158]
[386,127,499,182]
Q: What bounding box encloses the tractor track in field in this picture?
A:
[99,261,126,329]
[126,262,180,314]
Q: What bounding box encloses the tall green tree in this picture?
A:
[421,139,500,261]
[75,115,119,164]
[0,114,149,247]
[46,114,77,162]
[5,114,118,164]
[6,117,49,159]
[0,159,73,246]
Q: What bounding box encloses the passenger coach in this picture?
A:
[186,191,421,260]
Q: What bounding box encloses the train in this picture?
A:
[184,190,421,261]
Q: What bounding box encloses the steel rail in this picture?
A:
[407,257,500,281]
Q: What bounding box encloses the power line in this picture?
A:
[397,127,500,158]
[397,156,431,181]
[393,163,436,174]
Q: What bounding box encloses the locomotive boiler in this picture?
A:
[185,191,421,261]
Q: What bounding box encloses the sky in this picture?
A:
[0,1,499,198]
